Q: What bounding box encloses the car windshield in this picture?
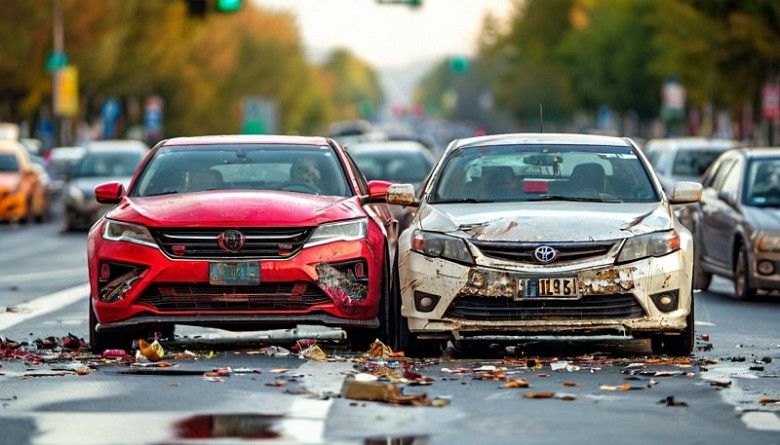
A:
[671,149,725,176]
[0,153,19,172]
[350,150,433,187]
[746,158,780,207]
[430,143,659,204]
[131,143,351,198]
[74,151,145,178]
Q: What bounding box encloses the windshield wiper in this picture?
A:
[434,198,483,204]
[527,194,622,203]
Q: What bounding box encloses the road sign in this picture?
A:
[53,66,78,117]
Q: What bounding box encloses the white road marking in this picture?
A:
[0,283,89,330]
[0,267,87,283]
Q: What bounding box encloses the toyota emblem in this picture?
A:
[217,229,245,252]
[533,245,557,263]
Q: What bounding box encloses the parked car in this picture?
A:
[680,147,780,300]
[0,139,48,223]
[87,134,399,353]
[643,137,740,195]
[347,139,437,232]
[63,140,149,231]
[386,133,702,357]
[44,145,87,194]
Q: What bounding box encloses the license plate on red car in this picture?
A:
[516,277,578,299]
[209,262,260,286]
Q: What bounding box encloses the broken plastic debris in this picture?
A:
[341,379,434,406]
[137,339,164,362]
[302,345,327,361]
[709,379,732,387]
[658,395,688,407]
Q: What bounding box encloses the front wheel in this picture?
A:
[734,244,756,300]
[693,248,711,291]
[346,252,392,353]
[89,302,146,354]
[651,296,694,356]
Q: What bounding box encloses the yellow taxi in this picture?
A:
[0,139,48,223]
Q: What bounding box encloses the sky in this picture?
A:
[253,0,515,69]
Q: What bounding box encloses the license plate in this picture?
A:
[209,262,260,286]
[516,277,578,299]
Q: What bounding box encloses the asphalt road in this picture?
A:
[1,216,779,445]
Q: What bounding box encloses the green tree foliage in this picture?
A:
[321,49,384,121]
[461,0,780,133]
[0,0,378,139]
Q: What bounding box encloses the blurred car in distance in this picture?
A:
[643,137,740,195]
[347,139,437,232]
[87,134,399,353]
[44,145,87,194]
[0,139,49,223]
[386,133,701,357]
[63,139,149,231]
[679,147,780,299]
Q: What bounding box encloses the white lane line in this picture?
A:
[0,267,87,283]
[0,283,89,330]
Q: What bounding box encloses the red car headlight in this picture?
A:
[305,218,367,248]
[103,219,158,249]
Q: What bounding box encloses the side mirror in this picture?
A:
[95,182,126,204]
[386,183,417,206]
[669,181,702,204]
[363,180,394,203]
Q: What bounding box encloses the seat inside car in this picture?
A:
[187,168,225,192]
[568,163,606,195]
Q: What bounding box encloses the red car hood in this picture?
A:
[108,191,363,227]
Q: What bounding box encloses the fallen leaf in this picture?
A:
[562,381,580,387]
[503,379,530,388]
[525,392,555,399]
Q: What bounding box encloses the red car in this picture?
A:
[87,135,399,352]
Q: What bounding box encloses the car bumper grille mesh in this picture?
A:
[445,293,645,320]
[150,227,313,259]
[471,240,618,263]
[138,282,330,311]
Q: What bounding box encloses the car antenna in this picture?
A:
[539,103,544,133]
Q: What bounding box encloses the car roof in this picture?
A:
[735,146,780,159]
[346,140,430,153]
[451,133,634,150]
[0,139,28,154]
[160,134,332,147]
[644,137,739,151]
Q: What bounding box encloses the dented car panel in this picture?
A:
[87,135,398,353]
[391,133,700,356]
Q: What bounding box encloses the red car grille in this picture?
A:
[138,282,330,311]
[445,294,645,320]
[471,240,617,263]
[150,227,313,259]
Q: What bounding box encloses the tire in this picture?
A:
[734,244,756,300]
[396,317,442,359]
[650,296,694,356]
[693,248,711,291]
[89,302,145,354]
[346,252,392,352]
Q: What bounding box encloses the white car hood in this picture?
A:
[417,201,672,242]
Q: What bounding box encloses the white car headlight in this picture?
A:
[617,230,680,263]
[756,232,780,252]
[306,218,367,248]
[411,230,474,265]
[103,219,157,248]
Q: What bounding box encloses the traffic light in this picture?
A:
[449,56,469,73]
[216,0,242,13]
